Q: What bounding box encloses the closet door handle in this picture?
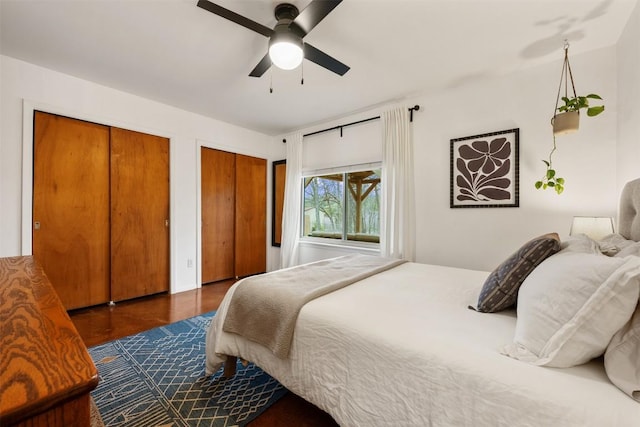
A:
[165,219,169,227]
[34,221,41,230]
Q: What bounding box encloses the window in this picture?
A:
[302,168,381,244]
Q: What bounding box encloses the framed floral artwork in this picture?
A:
[450,128,519,208]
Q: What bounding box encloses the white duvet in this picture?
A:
[206,262,640,426]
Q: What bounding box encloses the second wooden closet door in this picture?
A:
[235,154,266,278]
[201,148,236,283]
[110,127,170,301]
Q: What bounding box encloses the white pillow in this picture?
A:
[501,252,640,367]
[560,234,601,254]
[599,233,634,249]
[616,241,640,258]
[597,233,639,257]
[605,304,640,401]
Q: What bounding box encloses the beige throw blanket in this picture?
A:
[222,254,406,358]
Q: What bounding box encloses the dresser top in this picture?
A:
[0,256,99,425]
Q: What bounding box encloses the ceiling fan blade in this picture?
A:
[292,0,342,36]
[197,0,273,38]
[249,53,272,77]
[303,43,350,76]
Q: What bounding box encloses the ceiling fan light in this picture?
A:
[269,41,303,70]
[268,24,303,71]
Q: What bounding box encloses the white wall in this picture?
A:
[414,46,619,271]
[288,46,621,272]
[617,1,640,192]
[0,55,283,294]
[302,118,382,171]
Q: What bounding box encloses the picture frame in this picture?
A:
[271,159,286,246]
[450,128,519,208]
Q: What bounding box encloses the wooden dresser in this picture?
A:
[0,256,99,426]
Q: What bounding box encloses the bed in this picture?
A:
[205,179,640,426]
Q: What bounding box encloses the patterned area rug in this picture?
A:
[88,312,286,427]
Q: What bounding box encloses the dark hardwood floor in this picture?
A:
[69,281,339,427]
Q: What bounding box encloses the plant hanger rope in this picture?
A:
[553,40,577,121]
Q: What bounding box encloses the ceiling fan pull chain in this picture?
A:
[301,61,304,85]
[270,68,274,94]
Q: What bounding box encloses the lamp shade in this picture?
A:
[269,24,303,70]
[569,216,615,240]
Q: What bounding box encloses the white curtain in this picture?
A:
[380,107,416,261]
[279,132,303,268]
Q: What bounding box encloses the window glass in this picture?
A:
[303,168,381,244]
[303,175,344,239]
[346,170,381,243]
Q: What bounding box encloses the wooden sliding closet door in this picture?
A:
[235,154,266,278]
[33,112,111,310]
[110,128,169,301]
[201,147,236,283]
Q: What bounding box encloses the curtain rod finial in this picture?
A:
[409,105,420,122]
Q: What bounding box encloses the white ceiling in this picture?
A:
[0,0,636,135]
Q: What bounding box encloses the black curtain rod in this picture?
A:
[282,105,420,143]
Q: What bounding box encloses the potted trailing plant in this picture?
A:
[538,93,605,194]
[537,93,604,194]
[536,41,605,195]
[552,94,605,135]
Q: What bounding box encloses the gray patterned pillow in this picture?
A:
[474,233,560,313]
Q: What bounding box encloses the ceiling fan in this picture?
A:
[196,0,350,77]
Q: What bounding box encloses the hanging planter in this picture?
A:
[549,42,605,135]
[536,41,605,194]
[551,110,580,135]
[552,94,605,135]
